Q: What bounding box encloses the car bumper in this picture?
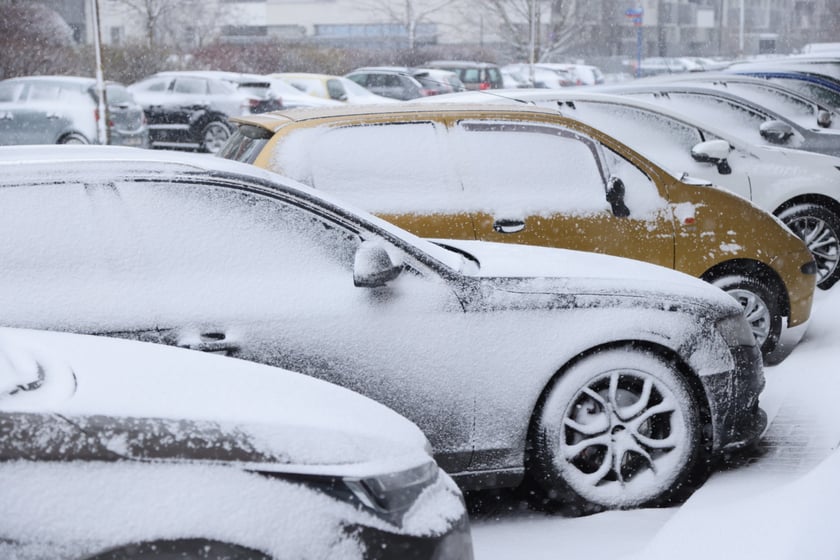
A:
[351,510,473,560]
[700,343,768,454]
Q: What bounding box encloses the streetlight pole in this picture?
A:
[91,0,108,145]
[529,0,537,86]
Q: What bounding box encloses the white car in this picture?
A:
[0,327,471,560]
[418,88,840,291]
[271,73,398,105]
[0,145,766,514]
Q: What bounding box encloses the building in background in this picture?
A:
[25,0,840,60]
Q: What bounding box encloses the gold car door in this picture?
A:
[451,121,676,269]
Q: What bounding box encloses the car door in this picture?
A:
[0,82,28,145]
[16,83,71,144]
[450,120,676,269]
[0,178,475,472]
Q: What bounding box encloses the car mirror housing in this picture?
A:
[606,176,630,218]
[817,109,832,128]
[691,139,732,175]
[353,241,402,288]
[759,120,794,145]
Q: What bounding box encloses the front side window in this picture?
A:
[452,122,609,216]
[571,103,703,172]
[326,79,346,100]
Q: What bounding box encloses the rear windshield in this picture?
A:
[104,84,133,104]
[217,124,272,164]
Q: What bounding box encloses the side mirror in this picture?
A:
[759,120,794,144]
[817,109,832,128]
[353,241,402,288]
[606,176,630,218]
[691,139,732,175]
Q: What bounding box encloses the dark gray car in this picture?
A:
[0,76,148,147]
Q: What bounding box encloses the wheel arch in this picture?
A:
[56,131,91,144]
[700,258,790,320]
[773,193,840,221]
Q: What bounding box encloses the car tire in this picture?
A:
[711,274,781,356]
[200,120,231,154]
[529,346,705,514]
[777,203,840,290]
[59,132,89,145]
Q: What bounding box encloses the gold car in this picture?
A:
[222,104,817,359]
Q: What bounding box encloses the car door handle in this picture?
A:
[493,219,526,234]
[177,332,239,356]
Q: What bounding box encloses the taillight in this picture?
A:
[479,82,490,90]
[421,88,437,96]
[94,108,114,127]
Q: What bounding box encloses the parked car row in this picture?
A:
[3,52,836,558]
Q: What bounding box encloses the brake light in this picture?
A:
[421,88,437,96]
[94,108,114,127]
[479,82,490,90]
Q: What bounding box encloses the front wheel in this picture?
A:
[777,203,840,290]
[711,274,781,357]
[199,120,231,154]
[529,347,705,514]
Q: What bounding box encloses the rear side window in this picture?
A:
[326,79,346,101]
[27,84,60,101]
[272,122,463,213]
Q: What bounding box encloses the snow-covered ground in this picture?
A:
[471,287,840,560]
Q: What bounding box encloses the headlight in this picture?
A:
[345,461,439,515]
[717,314,757,347]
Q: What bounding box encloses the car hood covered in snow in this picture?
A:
[0,328,430,477]
[435,239,740,312]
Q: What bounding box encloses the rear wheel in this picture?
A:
[711,274,781,357]
[529,347,705,514]
[200,120,231,154]
[777,203,840,290]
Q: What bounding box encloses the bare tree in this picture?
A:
[0,3,80,79]
[474,0,585,61]
[105,0,226,48]
[356,0,463,50]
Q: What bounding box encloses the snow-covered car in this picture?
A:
[0,75,148,147]
[0,327,471,560]
[225,104,816,359]
[598,83,840,158]
[439,88,838,292]
[271,73,398,105]
[638,73,838,131]
[0,145,766,513]
[128,71,263,153]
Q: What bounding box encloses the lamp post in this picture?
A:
[90,0,108,145]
